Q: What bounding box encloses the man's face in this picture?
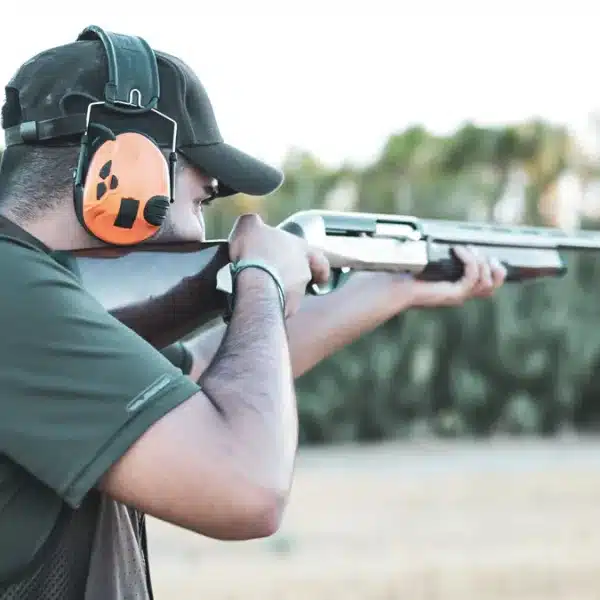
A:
[151,155,218,244]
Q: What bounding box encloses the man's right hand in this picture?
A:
[228,213,330,317]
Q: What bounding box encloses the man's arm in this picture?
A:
[102,214,328,539]
[185,272,412,380]
[185,248,507,380]
[108,243,230,348]
[100,269,297,539]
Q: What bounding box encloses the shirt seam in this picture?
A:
[57,376,199,509]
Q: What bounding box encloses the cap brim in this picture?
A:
[178,143,284,198]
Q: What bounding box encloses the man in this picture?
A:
[0,27,506,600]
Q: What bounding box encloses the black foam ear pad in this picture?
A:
[143,195,171,226]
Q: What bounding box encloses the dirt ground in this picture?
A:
[146,437,600,600]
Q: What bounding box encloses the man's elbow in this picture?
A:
[249,488,287,538]
[221,487,287,541]
[204,486,287,541]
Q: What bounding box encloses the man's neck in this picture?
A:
[4,203,110,254]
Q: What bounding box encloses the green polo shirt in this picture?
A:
[0,220,201,599]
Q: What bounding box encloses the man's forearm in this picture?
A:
[109,245,230,348]
[186,271,412,380]
[198,269,298,495]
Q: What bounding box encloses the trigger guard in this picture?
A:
[307,267,350,295]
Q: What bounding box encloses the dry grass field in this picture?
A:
[147,437,600,600]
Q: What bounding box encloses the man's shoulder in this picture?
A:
[0,213,51,252]
[0,232,47,254]
[0,233,52,264]
[0,234,80,288]
[0,235,94,352]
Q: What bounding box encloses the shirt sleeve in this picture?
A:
[159,342,194,375]
[0,241,202,509]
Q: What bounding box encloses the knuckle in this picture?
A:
[241,213,263,228]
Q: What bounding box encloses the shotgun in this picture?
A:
[73,209,600,333]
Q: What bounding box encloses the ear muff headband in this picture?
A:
[72,25,178,246]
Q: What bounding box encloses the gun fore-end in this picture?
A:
[309,238,567,287]
[420,242,568,282]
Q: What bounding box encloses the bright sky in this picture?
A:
[1,0,599,170]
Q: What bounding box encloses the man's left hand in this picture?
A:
[390,245,507,310]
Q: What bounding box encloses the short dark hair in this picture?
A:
[0,85,79,222]
[0,144,79,222]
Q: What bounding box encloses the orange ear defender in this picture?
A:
[72,25,178,246]
[74,126,175,246]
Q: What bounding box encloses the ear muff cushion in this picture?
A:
[81,131,170,246]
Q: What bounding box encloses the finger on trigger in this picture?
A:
[308,249,331,285]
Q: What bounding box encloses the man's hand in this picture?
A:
[229,214,330,317]
[395,245,507,309]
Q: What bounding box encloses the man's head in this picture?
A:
[0,25,283,250]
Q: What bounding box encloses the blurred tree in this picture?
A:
[516,120,571,225]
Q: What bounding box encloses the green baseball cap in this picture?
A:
[2,26,284,198]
